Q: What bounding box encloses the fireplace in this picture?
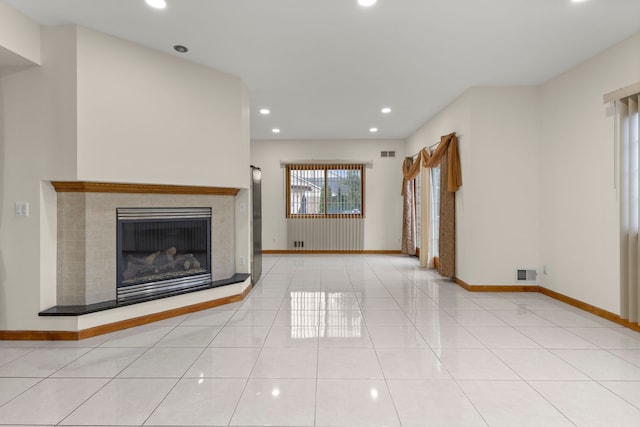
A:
[116,207,212,304]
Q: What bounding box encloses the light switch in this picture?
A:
[15,202,29,217]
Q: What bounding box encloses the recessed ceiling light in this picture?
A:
[260,108,270,115]
[571,0,587,2]
[369,127,378,133]
[145,0,167,9]
[272,128,281,134]
[358,0,377,7]
[173,45,188,53]
[381,107,392,114]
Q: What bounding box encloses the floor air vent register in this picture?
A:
[516,268,538,282]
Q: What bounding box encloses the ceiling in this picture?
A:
[4,0,640,140]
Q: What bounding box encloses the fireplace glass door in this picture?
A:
[116,207,212,303]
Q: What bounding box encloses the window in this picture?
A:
[414,166,440,259]
[286,164,364,217]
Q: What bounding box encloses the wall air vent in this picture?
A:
[516,269,537,282]
[381,151,388,157]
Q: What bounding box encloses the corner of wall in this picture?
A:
[0,1,41,66]
[535,32,640,313]
[0,76,6,329]
[235,188,250,274]
[39,181,58,310]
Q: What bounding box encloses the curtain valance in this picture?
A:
[401,132,462,194]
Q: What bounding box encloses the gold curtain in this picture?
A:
[401,132,461,277]
[438,150,456,277]
[401,132,462,193]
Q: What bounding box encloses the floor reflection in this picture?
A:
[286,291,364,338]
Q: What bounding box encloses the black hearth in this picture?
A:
[116,207,212,303]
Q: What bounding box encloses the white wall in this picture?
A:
[407,31,640,313]
[251,139,405,251]
[76,27,249,189]
[237,84,252,274]
[0,20,251,330]
[406,91,472,276]
[467,87,540,285]
[406,87,541,286]
[0,26,78,329]
[539,32,640,314]
[0,0,40,68]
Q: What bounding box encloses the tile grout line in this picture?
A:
[391,262,564,426]
[366,255,413,427]
[3,254,640,425]
[56,317,188,426]
[139,306,232,426]
[226,254,292,426]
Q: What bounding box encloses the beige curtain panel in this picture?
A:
[420,169,433,269]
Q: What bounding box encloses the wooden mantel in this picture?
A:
[51,181,241,196]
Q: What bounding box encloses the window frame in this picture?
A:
[286,163,365,218]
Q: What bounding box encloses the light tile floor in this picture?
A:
[1,254,640,426]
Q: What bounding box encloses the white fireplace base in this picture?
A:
[77,277,251,332]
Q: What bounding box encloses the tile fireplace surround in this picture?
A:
[53,182,239,307]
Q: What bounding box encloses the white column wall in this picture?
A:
[250,139,405,251]
[76,26,249,189]
[467,87,540,285]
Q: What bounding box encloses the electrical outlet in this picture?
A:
[240,256,245,266]
[543,264,548,275]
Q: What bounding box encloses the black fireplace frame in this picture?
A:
[116,207,212,304]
